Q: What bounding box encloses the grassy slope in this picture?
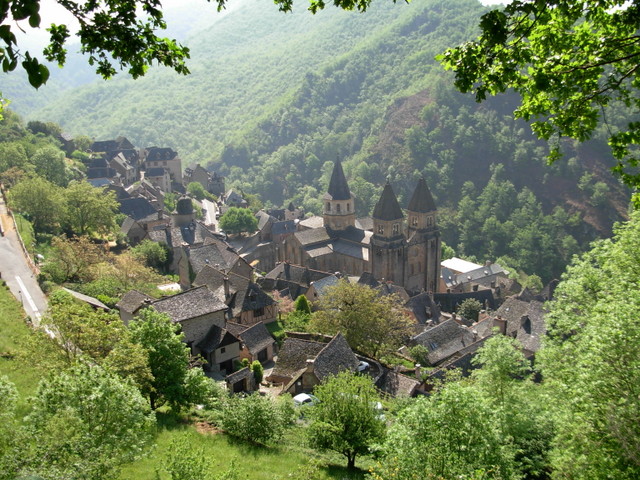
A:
[0,283,42,416]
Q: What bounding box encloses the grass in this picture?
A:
[119,418,371,480]
[14,213,35,256]
[0,282,43,415]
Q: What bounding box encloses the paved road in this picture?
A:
[0,192,47,325]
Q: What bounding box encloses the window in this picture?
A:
[337,203,341,213]
[393,223,399,234]
[220,347,226,354]
[377,225,384,234]
[347,203,350,212]
[412,216,418,226]
[327,202,331,211]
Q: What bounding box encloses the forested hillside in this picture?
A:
[8,0,632,281]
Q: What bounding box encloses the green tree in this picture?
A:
[8,176,64,233]
[0,376,21,480]
[21,364,155,480]
[307,371,385,469]
[131,238,169,270]
[293,294,312,314]
[537,211,640,478]
[311,280,413,358]
[439,0,640,194]
[128,307,191,410]
[372,381,515,480]
[63,180,119,236]
[218,206,258,235]
[456,298,482,322]
[40,235,104,283]
[187,181,207,201]
[31,145,67,186]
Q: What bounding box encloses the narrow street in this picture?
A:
[0,191,47,325]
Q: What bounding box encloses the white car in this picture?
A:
[293,393,319,407]
[357,360,370,372]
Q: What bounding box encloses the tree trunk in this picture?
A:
[347,454,356,470]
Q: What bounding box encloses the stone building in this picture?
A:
[282,159,441,294]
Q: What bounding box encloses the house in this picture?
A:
[259,262,338,301]
[411,318,478,367]
[144,167,171,193]
[194,267,277,325]
[195,323,241,374]
[376,369,421,397]
[144,147,183,185]
[440,258,510,293]
[223,189,248,208]
[183,164,225,196]
[226,321,276,364]
[91,136,135,154]
[492,297,546,356]
[115,289,153,325]
[225,366,256,394]
[405,292,441,325]
[86,156,118,185]
[151,285,228,353]
[268,333,359,395]
[109,152,137,186]
[188,239,253,280]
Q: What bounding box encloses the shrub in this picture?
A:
[218,393,288,445]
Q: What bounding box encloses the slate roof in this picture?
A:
[196,324,239,354]
[299,216,324,229]
[355,217,373,231]
[494,298,546,353]
[427,335,493,381]
[272,220,296,236]
[119,197,157,221]
[116,289,152,313]
[324,159,352,201]
[434,290,496,313]
[146,147,178,162]
[372,182,404,221]
[270,337,326,379]
[62,287,109,311]
[313,333,359,381]
[405,292,441,325]
[188,240,241,274]
[227,322,274,356]
[295,227,331,246]
[227,281,275,318]
[412,319,476,366]
[310,275,340,296]
[148,222,215,248]
[256,210,274,231]
[376,370,420,397]
[152,286,227,323]
[407,177,436,213]
[225,366,253,384]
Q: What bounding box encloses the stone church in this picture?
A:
[281,159,441,294]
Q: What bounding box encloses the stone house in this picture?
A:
[226,321,276,365]
[115,289,153,325]
[267,333,358,395]
[144,167,171,193]
[144,147,183,185]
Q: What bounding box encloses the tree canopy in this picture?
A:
[439,0,640,196]
[307,371,385,469]
[218,206,258,235]
[310,280,413,358]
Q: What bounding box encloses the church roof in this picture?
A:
[324,159,351,201]
[372,182,404,221]
[407,177,436,213]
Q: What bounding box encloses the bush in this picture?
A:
[218,393,288,445]
[251,360,264,384]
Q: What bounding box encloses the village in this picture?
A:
[70,135,551,399]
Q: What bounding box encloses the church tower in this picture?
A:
[371,181,406,285]
[405,178,441,294]
[323,159,356,231]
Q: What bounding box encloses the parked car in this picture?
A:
[293,393,319,407]
[357,360,370,372]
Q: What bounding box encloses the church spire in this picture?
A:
[325,157,351,201]
[407,177,436,213]
[372,181,404,221]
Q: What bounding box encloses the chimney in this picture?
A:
[223,275,230,301]
[306,359,315,373]
[493,315,507,335]
[415,363,422,379]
